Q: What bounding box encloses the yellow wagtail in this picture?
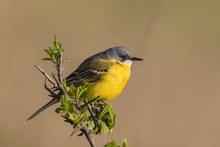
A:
[27,46,143,120]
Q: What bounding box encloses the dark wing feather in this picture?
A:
[66,69,107,86]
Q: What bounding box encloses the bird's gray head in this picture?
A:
[104,46,143,66]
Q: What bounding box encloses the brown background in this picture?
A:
[1,0,220,147]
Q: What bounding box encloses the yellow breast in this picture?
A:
[85,61,131,100]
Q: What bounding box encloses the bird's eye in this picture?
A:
[120,54,127,59]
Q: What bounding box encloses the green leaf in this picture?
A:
[104,140,120,147]
[69,84,77,99]
[62,79,67,87]
[62,79,70,92]
[99,104,111,117]
[87,119,95,130]
[42,58,52,61]
[122,138,128,147]
[54,40,61,49]
[44,48,52,55]
[61,95,68,107]
[81,106,88,114]
[108,108,116,122]
[67,101,74,113]
[100,121,110,135]
[77,87,88,98]
[58,47,64,53]
[76,86,80,98]
[55,107,64,114]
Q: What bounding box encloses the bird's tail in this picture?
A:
[26,93,61,121]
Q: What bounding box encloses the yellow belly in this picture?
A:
[85,63,131,100]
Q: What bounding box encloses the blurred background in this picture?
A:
[1,0,220,146]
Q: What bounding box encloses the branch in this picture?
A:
[80,127,96,147]
[34,64,57,87]
[44,77,57,97]
[52,73,68,97]
[57,53,63,83]
[54,35,63,83]
[87,104,100,134]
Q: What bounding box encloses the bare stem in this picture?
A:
[34,64,57,87]
[52,74,68,98]
[44,78,57,97]
[87,105,100,134]
[57,53,63,83]
[80,127,96,147]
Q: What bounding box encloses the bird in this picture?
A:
[27,46,143,121]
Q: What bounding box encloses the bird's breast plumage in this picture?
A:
[85,60,131,100]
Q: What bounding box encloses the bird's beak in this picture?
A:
[131,57,143,61]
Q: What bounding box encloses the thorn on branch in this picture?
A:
[63,56,72,62]
[71,127,80,136]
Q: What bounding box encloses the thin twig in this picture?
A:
[35,64,57,87]
[57,53,63,83]
[44,77,57,97]
[80,127,96,147]
[52,74,68,97]
[71,127,80,136]
[87,104,100,134]
[80,97,99,110]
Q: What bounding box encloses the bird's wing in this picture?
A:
[66,55,114,87]
[65,69,107,86]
